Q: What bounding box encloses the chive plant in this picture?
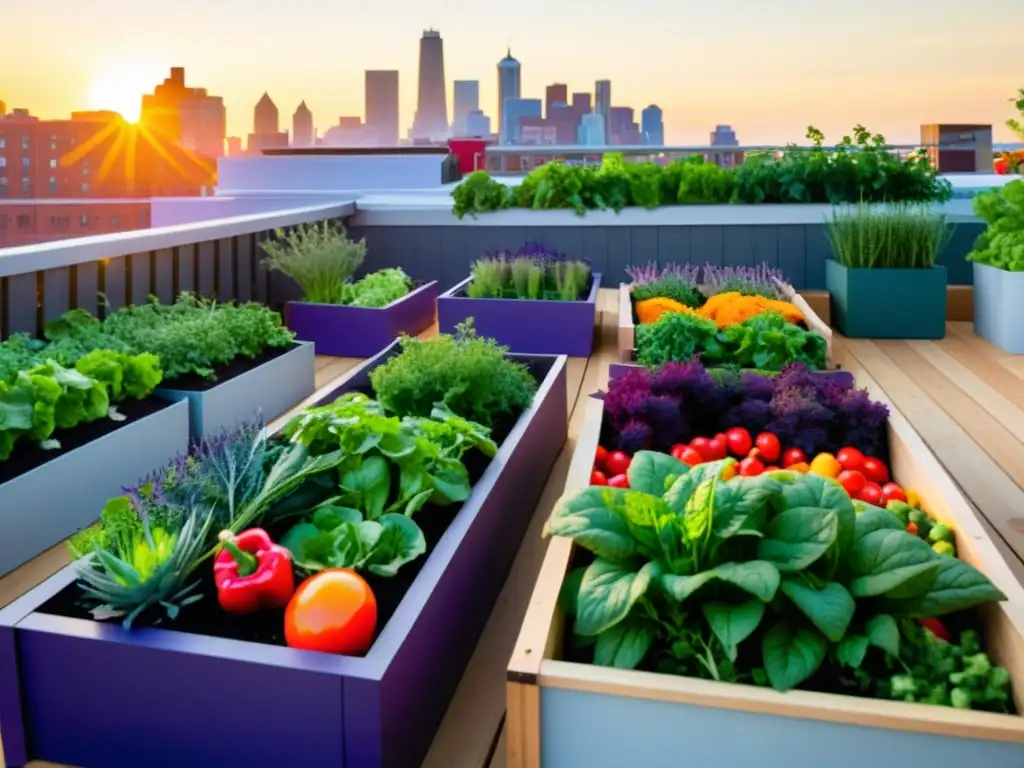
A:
[826,203,952,269]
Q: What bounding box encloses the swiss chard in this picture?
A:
[546,452,1006,693]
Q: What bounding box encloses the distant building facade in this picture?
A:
[365,70,400,146]
[641,105,664,145]
[497,50,521,144]
[452,80,480,137]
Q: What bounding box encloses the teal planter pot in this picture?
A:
[825,260,947,339]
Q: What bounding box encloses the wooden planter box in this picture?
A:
[154,341,316,440]
[0,341,568,768]
[0,400,190,578]
[505,377,1024,768]
[617,282,835,365]
[973,263,1024,354]
[438,273,602,356]
[284,281,439,357]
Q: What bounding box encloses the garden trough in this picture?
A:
[154,341,316,440]
[284,280,439,357]
[0,341,569,768]
[0,399,190,578]
[437,273,602,356]
[505,377,1024,768]
[616,282,835,366]
[972,263,1024,354]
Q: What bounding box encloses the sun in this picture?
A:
[87,72,148,123]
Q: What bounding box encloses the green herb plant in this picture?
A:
[342,268,414,307]
[452,171,514,219]
[261,221,367,304]
[370,319,538,426]
[967,180,1024,271]
[636,311,827,371]
[546,454,1006,700]
[468,256,591,301]
[826,202,953,270]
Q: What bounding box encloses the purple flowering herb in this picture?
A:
[660,262,702,284]
[625,261,661,285]
[625,261,700,286]
[701,262,789,299]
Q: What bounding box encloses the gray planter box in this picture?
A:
[973,262,1024,353]
[154,342,316,439]
[0,400,190,577]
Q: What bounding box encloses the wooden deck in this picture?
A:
[3,293,1024,767]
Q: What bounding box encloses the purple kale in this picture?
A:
[603,369,654,430]
[642,395,689,449]
[618,419,653,454]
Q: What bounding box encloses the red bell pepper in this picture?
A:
[214,528,294,614]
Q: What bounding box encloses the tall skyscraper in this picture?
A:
[710,125,739,146]
[365,70,400,146]
[452,80,480,137]
[412,30,449,140]
[254,93,279,135]
[497,49,521,145]
[594,80,611,141]
[292,101,314,146]
[545,83,568,118]
[641,105,664,146]
[578,113,606,146]
[141,67,226,158]
[502,98,542,144]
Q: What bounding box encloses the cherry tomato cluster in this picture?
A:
[829,446,906,506]
[592,446,632,488]
[668,428,793,478]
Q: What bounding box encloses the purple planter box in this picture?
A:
[284,281,439,357]
[0,341,568,768]
[607,361,856,388]
[437,273,601,356]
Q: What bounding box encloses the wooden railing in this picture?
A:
[0,201,355,339]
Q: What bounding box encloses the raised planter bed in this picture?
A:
[0,399,190,577]
[0,342,569,768]
[826,260,948,340]
[617,282,835,365]
[284,281,439,357]
[438,273,602,356]
[505,379,1024,768]
[154,341,316,439]
[973,263,1024,354]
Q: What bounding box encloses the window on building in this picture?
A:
[16,214,31,228]
[111,214,120,227]
[49,158,57,168]
[48,176,57,194]
[0,178,7,194]
[21,178,30,194]
[80,214,89,227]
[0,157,6,168]
[82,167,89,176]
[50,135,57,151]
[0,137,5,148]
[81,182,90,193]
[20,135,29,150]
[21,157,29,167]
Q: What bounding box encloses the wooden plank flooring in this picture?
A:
[6,298,1024,767]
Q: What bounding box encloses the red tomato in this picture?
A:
[906,521,919,535]
[714,432,726,443]
[754,433,781,463]
[837,470,866,496]
[781,447,807,468]
[605,451,631,477]
[590,470,608,486]
[690,437,711,460]
[669,444,688,461]
[594,446,608,471]
[706,437,728,461]
[835,447,865,473]
[920,618,951,642]
[284,569,377,655]
[680,447,704,466]
[763,465,780,472]
[608,474,630,488]
[861,457,890,485]
[725,427,753,458]
[881,482,907,504]
[738,455,765,476]
[858,482,883,506]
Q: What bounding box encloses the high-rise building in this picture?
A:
[710,125,738,146]
[140,67,226,159]
[594,80,611,141]
[578,113,606,146]
[571,92,591,117]
[226,136,243,156]
[464,110,492,137]
[502,98,542,144]
[497,49,521,145]
[548,103,580,145]
[641,105,664,146]
[452,80,480,137]
[412,30,449,140]
[545,84,568,118]
[248,93,287,154]
[292,102,314,146]
[365,70,399,147]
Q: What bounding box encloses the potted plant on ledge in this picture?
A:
[263,222,439,357]
[967,179,1024,353]
[825,203,952,339]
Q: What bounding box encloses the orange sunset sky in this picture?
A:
[1,0,1021,145]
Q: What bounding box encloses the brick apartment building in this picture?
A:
[0,199,151,248]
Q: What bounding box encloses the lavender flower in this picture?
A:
[625,261,700,286]
[701,262,790,299]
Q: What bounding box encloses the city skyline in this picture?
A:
[2,0,1021,145]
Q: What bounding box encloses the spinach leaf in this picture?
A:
[341,456,391,519]
[576,560,661,636]
[702,599,765,661]
[883,556,1007,617]
[661,561,780,603]
[848,529,941,598]
[593,616,656,669]
[864,613,900,657]
[544,486,638,563]
[758,507,838,572]
[762,619,828,691]
[627,451,689,496]
[781,580,855,642]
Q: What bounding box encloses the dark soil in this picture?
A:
[38,358,555,654]
[158,343,298,392]
[0,397,174,485]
